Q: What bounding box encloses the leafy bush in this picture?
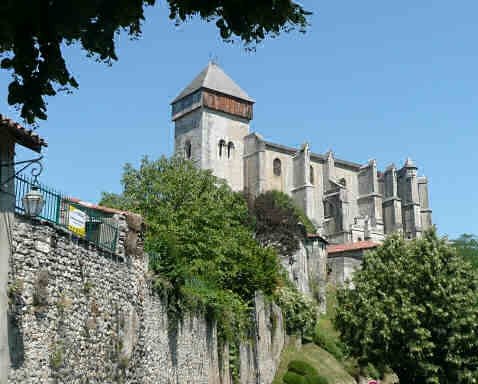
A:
[361,363,380,380]
[283,371,307,384]
[284,360,328,384]
[342,359,360,379]
[274,284,317,338]
[305,375,329,384]
[313,326,344,361]
[288,360,318,376]
[453,233,478,269]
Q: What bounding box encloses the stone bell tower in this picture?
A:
[171,62,254,191]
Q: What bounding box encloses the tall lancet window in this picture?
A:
[273,158,282,176]
[310,166,315,184]
[227,142,235,159]
[185,140,192,159]
[218,139,226,158]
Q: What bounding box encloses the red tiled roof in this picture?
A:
[327,240,379,254]
[0,114,47,153]
[68,197,126,215]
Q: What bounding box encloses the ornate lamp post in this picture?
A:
[22,185,44,217]
[1,155,45,218]
[21,161,44,218]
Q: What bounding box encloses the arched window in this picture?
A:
[185,140,192,159]
[273,158,282,176]
[339,177,347,187]
[218,139,226,158]
[227,142,235,159]
[310,166,314,184]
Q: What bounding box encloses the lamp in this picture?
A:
[22,185,44,217]
[21,160,44,218]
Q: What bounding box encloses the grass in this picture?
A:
[272,338,355,384]
[274,286,399,384]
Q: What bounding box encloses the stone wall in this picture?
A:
[7,215,285,383]
[327,253,363,287]
[280,237,328,314]
[7,214,146,383]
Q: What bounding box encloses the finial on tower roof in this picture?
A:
[208,53,219,66]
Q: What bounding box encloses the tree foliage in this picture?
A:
[100,156,281,342]
[335,230,478,384]
[0,0,310,123]
[252,190,316,256]
[274,283,317,338]
[453,234,478,270]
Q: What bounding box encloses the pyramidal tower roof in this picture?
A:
[172,62,254,103]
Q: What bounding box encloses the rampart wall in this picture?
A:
[7,215,285,384]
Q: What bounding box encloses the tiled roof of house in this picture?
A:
[68,198,127,215]
[0,114,47,153]
[327,240,379,254]
[172,62,254,103]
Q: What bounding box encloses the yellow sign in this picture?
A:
[68,206,87,236]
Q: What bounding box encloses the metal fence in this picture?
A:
[15,174,119,252]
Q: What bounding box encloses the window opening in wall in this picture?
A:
[339,177,346,187]
[324,201,334,218]
[273,158,282,176]
[227,142,235,159]
[218,140,226,158]
[185,140,192,159]
[310,166,314,184]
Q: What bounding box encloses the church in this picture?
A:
[171,62,432,244]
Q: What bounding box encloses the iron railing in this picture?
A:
[15,174,119,252]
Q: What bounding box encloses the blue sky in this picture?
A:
[1,1,477,238]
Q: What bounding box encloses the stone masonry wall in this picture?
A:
[7,215,147,383]
[280,238,328,314]
[7,215,285,384]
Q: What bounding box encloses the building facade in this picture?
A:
[171,63,432,244]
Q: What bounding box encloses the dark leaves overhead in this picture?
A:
[0,0,310,123]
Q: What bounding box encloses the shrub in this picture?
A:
[342,359,360,379]
[362,363,380,380]
[313,326,344,361]
[50,344,64,370]
[274,285,317,338]
[306,375,329,384]
[288,360,318,377]
[283,371,307,384]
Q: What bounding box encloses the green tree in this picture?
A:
[453,234,478,269]
[251,190,316,257]
[101,156,280,341]
[334,230,478,384]
[0,1,310,123]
